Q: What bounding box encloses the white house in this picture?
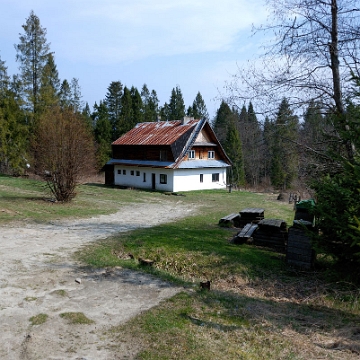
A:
[104,117,232,192]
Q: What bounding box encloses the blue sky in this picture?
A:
[0,0,268,119]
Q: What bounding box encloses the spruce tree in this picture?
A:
[119,86,134,133]
[191,92,209,120]
[130,86,143,125]
[224,119,245,186]
[0,58,28,174]
[92,101,112,168]
[15,10,50,118]
[38,53,60,112]
[168,86,185,120]
[105,81,123,140]
[270,98,299,189]
[212,100,233,144]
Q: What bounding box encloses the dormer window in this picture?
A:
[208,151,215,159]
[188,150,195,159]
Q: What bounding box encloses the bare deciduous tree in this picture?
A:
[36,106,95,201]
[227,0,359,160]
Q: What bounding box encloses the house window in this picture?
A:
[212,173,219,182]
[143,172,146,182]
[160,174,167,184]
[117,170,121,175]
[200,174,203,183]
[160,150,167,161]
[208,151,215,159]
[131,170,134,176]
[136,171,140,176]
[188,150,195,159]
[123,170,126,175]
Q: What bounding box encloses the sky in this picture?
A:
[0,0,268,119]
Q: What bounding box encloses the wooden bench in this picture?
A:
[219,213,241,227]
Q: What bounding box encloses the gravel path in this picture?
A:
[0,200,194,360]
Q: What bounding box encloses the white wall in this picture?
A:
[173,168,227,192]
[114,165,227,192]
[114,166,174,192]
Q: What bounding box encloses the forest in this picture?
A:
[1,4,360,273]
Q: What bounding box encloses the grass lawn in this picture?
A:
[1,174,359,359]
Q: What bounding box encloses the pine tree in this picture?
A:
[191,92,209,120]
[59,80,72,109]
[38,53,60,112]
[168,86,185,120]
[130,86,143,125]
[141,84,158,122]
[270,98,299,189]
[92,101,112,168]
[212,101,234,144]
[0,58,28,174]
[120,86,134,133]
[15,10,50,118]
[105,81,123,140]
[224,119,245,186]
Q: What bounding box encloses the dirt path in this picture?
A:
[0,200,195,359]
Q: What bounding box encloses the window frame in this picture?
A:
[212,173,219,182]
[208,151,215,159]
[188,150,195,159]
[160,174,167,184]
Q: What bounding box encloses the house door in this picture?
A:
[152,173,156,190]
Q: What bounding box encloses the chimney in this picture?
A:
[181,116,194,125]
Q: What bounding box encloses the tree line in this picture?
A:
[0,11,210,188]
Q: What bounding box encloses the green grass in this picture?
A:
[0,174,170,224]
[29,313,48,325]
[59,312,94,325]
[2,175,360,358]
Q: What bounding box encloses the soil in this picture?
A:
[0,200,195,360]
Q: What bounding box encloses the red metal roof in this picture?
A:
[112,119,200,146]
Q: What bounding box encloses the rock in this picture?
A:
[75,278,82,284]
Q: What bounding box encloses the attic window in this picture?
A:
[160,150,167,161]
[188,150,195,159]
[208,151,215,159]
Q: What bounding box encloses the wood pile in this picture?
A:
[238,208,265,227]
[286,227,315,270]
[219,213,241,227]
[233,223,258,244]
[252,219,287,252]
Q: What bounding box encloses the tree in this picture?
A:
[228,0,360,162]
[38,53,60,112]
[141,84,158,122]
[15,10,50,118]
[0,59,28,175]
[35,106,95,201]
[189,92,209,120]
[105,81,123,140]
[168,86,185,120]
[92,101,112,168]
[270,98,299,189]
[212,101,234,144]
[237,102,263,186]
[223,119,245,186]
[130,86,143,125]
[120,86,134,133]
[59,79,72,109]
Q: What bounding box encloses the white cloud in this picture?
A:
[46,0,268,64]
